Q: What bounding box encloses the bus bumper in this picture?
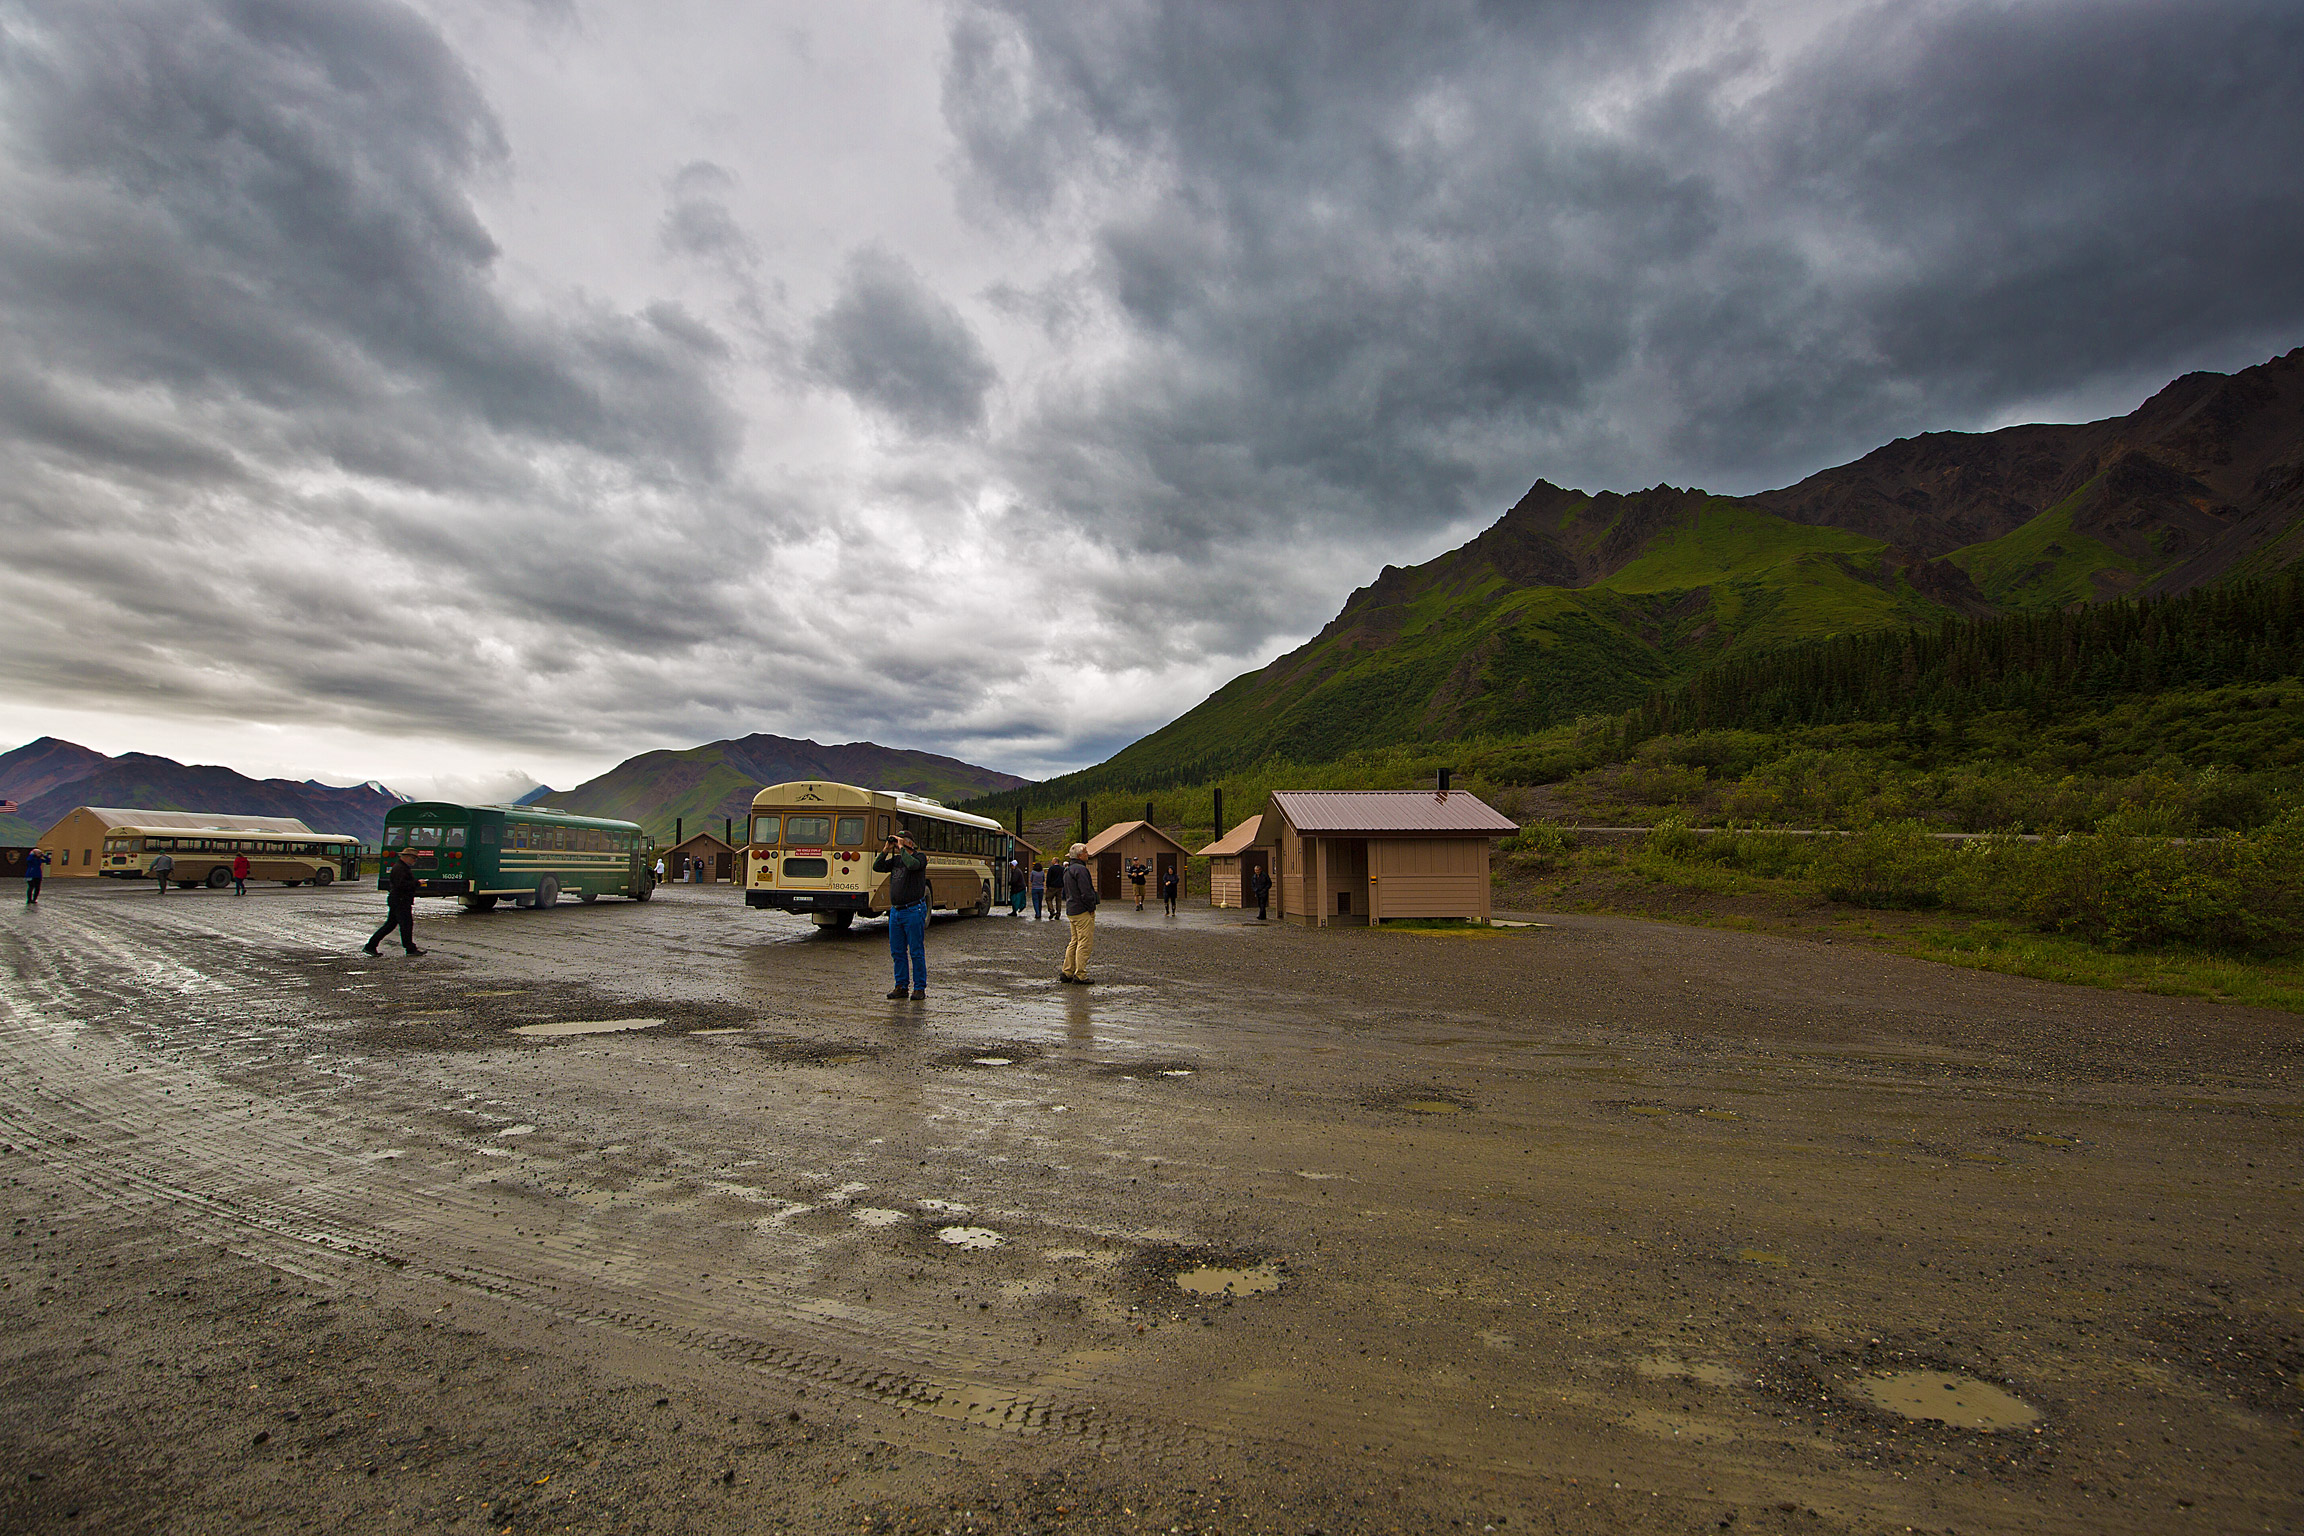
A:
[416,879,471,896]
[746,889,870,916]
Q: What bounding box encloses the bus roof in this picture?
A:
[386,800,645,833]
[106,825,359,842]
[750,780,1007,834]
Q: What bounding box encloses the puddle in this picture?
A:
[938,1226,1004,1249]
[470,989,529,997]
[1636,1355,1744,1387]
[917,1198,972,1216]
[1160,1069,1194,1077]
[512,1018,667,1037]
[1626,1105,1674,1117]
[1731,1248,1790,1267]
[1368,1089,1477,1116]
[496,1124,536,1136]
[1176,1262,1284,1297]
[2016,1132,2081,1148]
[1851,1370,2040,1431]
[971,1056,1014,1067]
[853,1208,908,1227]
[692,1028,747,1037]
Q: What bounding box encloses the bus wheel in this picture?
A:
[205,866,231,889]
[463,895,499,912]
[970,883,992,917]
[535,876,559,910]
[631,883,653,902]
[578,891,598,903]
[311,866,334,887]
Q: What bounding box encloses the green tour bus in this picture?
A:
[378,802,656,911]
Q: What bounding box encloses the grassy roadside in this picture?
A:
[1498,847,2304,1013]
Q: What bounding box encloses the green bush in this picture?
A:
[1809,821,1952,909]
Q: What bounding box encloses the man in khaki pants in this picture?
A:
[1058,842,1100,983]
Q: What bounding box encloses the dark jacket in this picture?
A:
[1250,868,1272,898]
[874,847,930,907]
[25,850,47,881]
[1158,870,1178,897]
[1061,859,1099,916]
[386,858,419,907]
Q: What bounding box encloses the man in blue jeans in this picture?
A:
[873,829,930,1000]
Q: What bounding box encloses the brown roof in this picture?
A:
[74,807,317,834]
[1265,790,1517,836]
[1194,815,1263,857]
[1081,820,1194,857]
[669,831,734,853]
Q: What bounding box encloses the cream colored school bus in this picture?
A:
[742,781,1012,929]
[102,827,361,888]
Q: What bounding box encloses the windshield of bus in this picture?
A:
[784,815,832,846]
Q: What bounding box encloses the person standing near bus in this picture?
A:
[874,829,929,1000]
[23,847,47,905]
[1007,855,1027,916]
[1059,843,1099,984]
[1028,861,1047,920]
[363,849,425,956]
[231,850,250,896]
[149,849,174,894]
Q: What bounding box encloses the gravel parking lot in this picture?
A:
[3,880,2298,1534]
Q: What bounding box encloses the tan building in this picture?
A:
[1081,820,1193,902]
[36,807,318,878]
[665,831,734,883]
[1255,790,1517,926]
[1194,815,1265,908]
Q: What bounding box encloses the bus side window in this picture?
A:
[384,827,408,848]
[445,828,467,848]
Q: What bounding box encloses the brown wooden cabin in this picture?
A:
[1194,815,1265,908]
[666,831,734,883]
[1080,820,1193,902]
[1255,790,1517,926]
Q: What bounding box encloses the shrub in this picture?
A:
[1809,821,1952,909]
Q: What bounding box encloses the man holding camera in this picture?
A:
[873,828,931,1000]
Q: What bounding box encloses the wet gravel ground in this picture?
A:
[2,880,2299,1534]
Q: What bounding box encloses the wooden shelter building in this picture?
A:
[666,831,734,883]
[1255,790,1517,926]
[1194,815,1265,908]
[35,807,318,878]
[1080,820,1193,901]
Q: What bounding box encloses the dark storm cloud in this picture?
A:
[804,247,999,436]
[950,0,2304,569]
[0,0,779,759]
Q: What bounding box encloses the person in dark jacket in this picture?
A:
[363,850,426,955]
[1250,864,1273,921]
[231,851,250,896]
[1028,861,1047,920]
[149,850,174,894]
[1127,857,1148,910]
[1158,863,1179,916]
[23,847,48,905]
[873,830,930,999]
[1059,843,1099,983]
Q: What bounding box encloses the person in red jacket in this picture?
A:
[231,851,250,896]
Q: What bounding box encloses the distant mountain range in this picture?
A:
[0,738,407,845]
[1061,346,2304,789]
[540,734,1029,844]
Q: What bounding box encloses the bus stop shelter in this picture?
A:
[1194,815,1264,908]
[1081,820,1193,902]
[1255,789,1517,926]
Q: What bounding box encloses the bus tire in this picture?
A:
[970,883,992,917]
[311,866,334,887]
[463,895,499,912]
[205,866,231,889]
[578,891,597,903]
[631,883,653,902]
[535,877,559,910]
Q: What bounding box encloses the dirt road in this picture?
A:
[2,882,2298,1534]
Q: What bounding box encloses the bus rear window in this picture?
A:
[751,815,780,844]
[384,827,408,848]
[445,828,467,848]
[413,826,442,846]
[835,816,865,846]
[785,816,832,846]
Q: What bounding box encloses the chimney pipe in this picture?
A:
[1015,800,1024,836]
[1145,799,1155,827]
[1079,801,1089,846]
[1214,786,1225,838]
[675,816,682,845]
[1438,768,1452,796]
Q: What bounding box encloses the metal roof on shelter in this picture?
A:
[1081,820,1194,857]
[1265,790,1517,836]
[75,807,316,834]
[1194,815,1263,857]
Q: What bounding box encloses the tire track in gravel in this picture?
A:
[0,915,1220,1465]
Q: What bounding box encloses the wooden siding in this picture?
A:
[1368,837,1491,921]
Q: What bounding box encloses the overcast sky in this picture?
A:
[2,0,2299,797]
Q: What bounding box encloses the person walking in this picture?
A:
[873,828,930,1000]
[1059,843,1099,984]
[231,850,250,896]
[1159,863,1179,917]
[23,847,48,906]
[1007,855,1027,916]
[1028,861,1047,920]
[149,849,174,894]
[363,849,426,956]
[654,855,666,882]
[1250,863,1272,921]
